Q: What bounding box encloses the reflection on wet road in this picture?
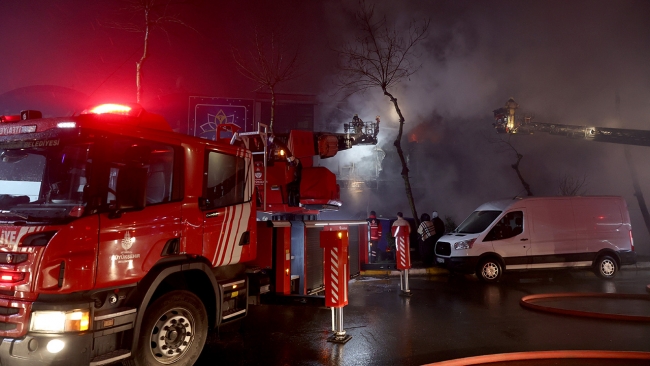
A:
[197,269,650,366]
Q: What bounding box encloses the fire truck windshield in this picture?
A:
[0,140,90,224]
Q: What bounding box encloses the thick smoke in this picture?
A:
[318,0,650,255]
[1,1,649,254]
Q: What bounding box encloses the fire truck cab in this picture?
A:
[0,104,256,365]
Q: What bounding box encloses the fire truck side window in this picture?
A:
[204,151,246,209]
[106,140,175,206]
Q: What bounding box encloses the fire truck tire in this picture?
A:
[131,290,208,366]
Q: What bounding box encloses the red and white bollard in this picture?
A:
[320,230,352,343]
[392,224,412,296]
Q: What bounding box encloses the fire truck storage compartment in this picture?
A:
[305,227,325,295]
[287,220,366,296]
[290,221,308,295]
[348,225,360,277]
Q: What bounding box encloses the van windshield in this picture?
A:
[455,210,501,234]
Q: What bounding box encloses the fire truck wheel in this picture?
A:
[132,290,208,366]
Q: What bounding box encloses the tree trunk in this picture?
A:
[136,10,150,104]
[511,153,533,196]
[384,90,419,225]
[624,147,650,238]
[270,87,276,132]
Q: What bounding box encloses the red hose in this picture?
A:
[520,292,650,321]
[424,350,650,366]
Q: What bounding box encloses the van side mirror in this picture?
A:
[115,166,148,211]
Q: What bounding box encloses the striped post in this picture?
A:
[320,230,352,343]
[392,224,412,296]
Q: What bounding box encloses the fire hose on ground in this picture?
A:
[426,289,650,365]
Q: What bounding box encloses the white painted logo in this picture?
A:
[112,231,141,264]
[121,231,134,251]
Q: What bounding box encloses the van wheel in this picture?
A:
[477,258,502,282]
[131,290,208,366]
[595,255,618,279]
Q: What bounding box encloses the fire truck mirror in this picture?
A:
[198,197,209,210]
[115,166,147,211]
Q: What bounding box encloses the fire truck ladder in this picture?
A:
[492,103,650,240]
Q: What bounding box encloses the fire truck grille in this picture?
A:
[0,322,17,331]
[0,307,19,316]
[435,242,451,256]
[0,299,30,337]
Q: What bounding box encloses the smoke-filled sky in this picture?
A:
[2,0,650,253]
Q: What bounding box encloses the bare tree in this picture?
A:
[558,174,588,196]
[105,0,193,104]
[490,136,534,196]
[231,25,302,132]
[335,0,429,224]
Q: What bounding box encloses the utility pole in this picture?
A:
[618,92,650,238]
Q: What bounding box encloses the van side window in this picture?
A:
[203,151,246,210]
[484,211,523,241]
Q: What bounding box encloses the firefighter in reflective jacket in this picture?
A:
[367,210,382,263]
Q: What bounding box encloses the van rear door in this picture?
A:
[572,197,626,253]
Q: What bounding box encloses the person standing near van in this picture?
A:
[393,211,409,228]
[367,210,382,263]
[417,213,435,266]
[431,211,446,243]
[392,212,410,259]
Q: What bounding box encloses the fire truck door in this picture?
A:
[96,140,182,287]
[201,150,250,266]
[97,204,182,287]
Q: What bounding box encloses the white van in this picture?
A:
[434,196,637,282]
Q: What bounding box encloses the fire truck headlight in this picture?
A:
[30,309,90,333]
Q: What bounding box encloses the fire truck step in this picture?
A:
[219,279,248,324]
[89,349,131,366]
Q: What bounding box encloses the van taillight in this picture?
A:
[629,231,634,251]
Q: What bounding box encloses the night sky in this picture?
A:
[2,0,650,254]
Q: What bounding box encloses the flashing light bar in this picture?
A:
[88,104,132,115]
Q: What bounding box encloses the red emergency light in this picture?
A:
[82,103,171,132]
[82,103,142,117]
[0,110,42,123]
[0,115,21,123]
[0,271,25,283]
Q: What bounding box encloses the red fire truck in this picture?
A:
[0,104,368,365]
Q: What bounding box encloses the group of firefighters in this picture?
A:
[366,210,445,266]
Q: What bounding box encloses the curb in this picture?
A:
[360,262,650,277]
[361,267,449,277]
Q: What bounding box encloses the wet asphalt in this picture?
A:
[196,266,650,366]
